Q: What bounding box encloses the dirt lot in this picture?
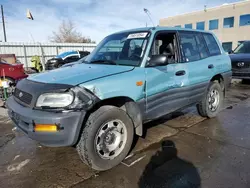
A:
[1,82,250,188]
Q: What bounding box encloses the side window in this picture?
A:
[149,32,178,63]
[65,56,80,62]
[203,34,221,56]
[179,32,200,62]
[195,33,209,59]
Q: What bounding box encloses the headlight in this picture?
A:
[36,93,74,108]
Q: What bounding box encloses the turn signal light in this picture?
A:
[136,81,143,86]
[34,124,58,132]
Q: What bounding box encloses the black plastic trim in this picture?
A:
[137,81,208,122]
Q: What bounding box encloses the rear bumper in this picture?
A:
[6,96,86,147]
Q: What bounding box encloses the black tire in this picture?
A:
[242,79,250,85]
[76,105,134,171]
[197,81,223,118]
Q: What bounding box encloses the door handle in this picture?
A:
[175,70,186,76]
[208,64,214,69]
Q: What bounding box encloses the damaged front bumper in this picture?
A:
[6,79,99,147]
[7,96,86,147]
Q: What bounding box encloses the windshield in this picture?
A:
[234,41,250,54]
[85,31,150,66]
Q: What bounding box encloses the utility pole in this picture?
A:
[1,5,7,42]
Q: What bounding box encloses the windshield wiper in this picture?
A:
[90,60,117,65]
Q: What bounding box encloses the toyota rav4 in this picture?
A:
[7,27,232,171]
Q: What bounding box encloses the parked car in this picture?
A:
[61,55,89,68]
[229,41,250,81]
[45,50,90,70]
[6,27,231,171]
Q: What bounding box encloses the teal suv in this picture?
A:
[7,27,232,171]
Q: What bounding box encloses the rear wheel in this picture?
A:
[76,105,134,171]
[197,81,223,118]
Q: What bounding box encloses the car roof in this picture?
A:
[112,26,214,35]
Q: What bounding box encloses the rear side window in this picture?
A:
[179,32,200,62]
[203,34,221,56]
[195,33,209,59]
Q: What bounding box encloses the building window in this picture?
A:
[196,21,205,30]
[222,42,233,52]
[239,14,250,26]
[209,19,219,30]
[174,25,181,28]
[203,33,221,56]
[223,17,234,28]
[185,24,192,29]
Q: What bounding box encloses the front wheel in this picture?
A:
[197,81,223,118]
[76,105,134,171]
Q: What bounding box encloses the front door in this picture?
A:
[145,31,189,120]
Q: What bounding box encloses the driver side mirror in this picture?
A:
[147,55,168,67]
[228,50,234,54]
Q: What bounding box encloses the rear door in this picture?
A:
[202,33,230,75]
[178,31,212,104]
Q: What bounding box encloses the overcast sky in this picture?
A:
[0,0,242,43]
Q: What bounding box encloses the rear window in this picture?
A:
[203,33,221,56]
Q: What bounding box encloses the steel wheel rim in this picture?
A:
[95,119,128,160]
[208,89,220,112]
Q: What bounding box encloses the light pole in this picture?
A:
[143,8,155,27]
[1,5,7,42]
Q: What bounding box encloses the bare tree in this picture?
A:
[50,20,95,43]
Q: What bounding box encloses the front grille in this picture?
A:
[232,68,250,72]
[14,88,33,105]
[232,72,250,77]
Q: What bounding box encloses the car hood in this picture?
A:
[229,54,250,63]
[28,63,134,85]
